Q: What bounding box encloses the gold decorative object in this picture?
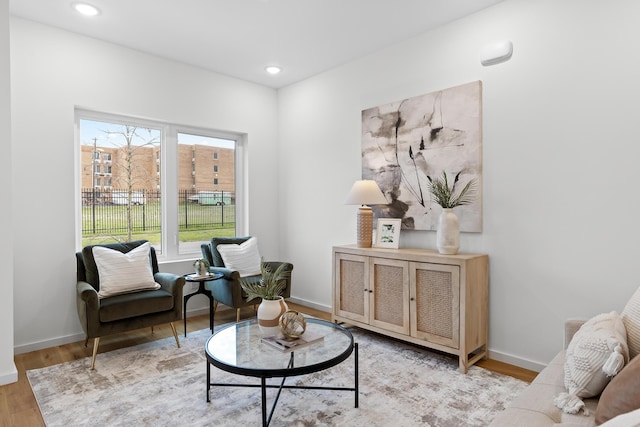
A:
[279,310,307,339]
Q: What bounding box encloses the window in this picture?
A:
[77,111,241,258]
[214,165,218,172]
[177,132,235,255]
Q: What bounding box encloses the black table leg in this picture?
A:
[208,292,215,333]
[183,293,189,337]
[184,280,215,337]
[261,377,267,427]
[355,342,359,408]
[206,360,211,402]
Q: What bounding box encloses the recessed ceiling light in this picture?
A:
[73,2,100,17]
[265,66,281,75]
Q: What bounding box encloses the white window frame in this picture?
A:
[74,109,246,261]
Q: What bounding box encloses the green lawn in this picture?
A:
[81,202,236,247]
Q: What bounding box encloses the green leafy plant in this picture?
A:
[240,262,290,302]
[193,258,210,270]
[427,171,478,209]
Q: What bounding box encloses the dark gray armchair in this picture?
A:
[76,240,185,369]
[200,236,293,322]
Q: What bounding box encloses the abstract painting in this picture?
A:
[361,81,482,232]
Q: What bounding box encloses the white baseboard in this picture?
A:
[286,296,331,313]
[487,349,546,373]
[15,332,87,355]
[13,303,229,355]
[0,365,18,386]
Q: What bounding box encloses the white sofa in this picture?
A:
[489,319,600,427]
[491,299,640,427]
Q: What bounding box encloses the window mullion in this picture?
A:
[162,125,179,259]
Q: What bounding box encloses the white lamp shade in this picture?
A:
[345,180,387,205]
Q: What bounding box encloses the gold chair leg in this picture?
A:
[213,301,218,313]
[151,325,154,334]
[90,337,100,370]
[236,308,241,322]
[84,336,89,347]
[170,322,180,348]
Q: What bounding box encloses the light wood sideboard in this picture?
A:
[331,244,488,373]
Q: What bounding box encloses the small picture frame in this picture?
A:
[375,218,401,249]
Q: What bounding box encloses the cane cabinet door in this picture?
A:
[410,262,460,349]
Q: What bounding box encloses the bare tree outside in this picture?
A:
[104,125,160,242]
[80,118,162,247]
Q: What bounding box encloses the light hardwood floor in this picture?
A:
[0,302,537,426]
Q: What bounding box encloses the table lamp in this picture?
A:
[345,180,387,248]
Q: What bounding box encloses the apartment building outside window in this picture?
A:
[77,111,240,259]
[177,132,235,255]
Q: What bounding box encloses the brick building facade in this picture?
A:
[81,144,234,195]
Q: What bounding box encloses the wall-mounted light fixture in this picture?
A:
[480,40,513,66]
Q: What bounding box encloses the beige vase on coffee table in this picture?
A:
[257,296,288,336]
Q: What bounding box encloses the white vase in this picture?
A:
[436,208,460,255]
[257,297,288,336]
[194,261,207,276]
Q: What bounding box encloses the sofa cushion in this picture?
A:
[595,354,640,425]
[216,236,262,277]
[99,288,174,322]
[621,286,640,359]
[555,311,628,415]
[93,242,160,298]
[489,350,599,427]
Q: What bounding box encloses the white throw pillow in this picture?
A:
[93,242,160,298]
[216,237,262,277]
[622,286,640,359]
[554,311,629,415]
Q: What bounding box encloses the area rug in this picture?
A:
[28,326,527,426]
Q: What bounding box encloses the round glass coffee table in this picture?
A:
[205,318,358,427]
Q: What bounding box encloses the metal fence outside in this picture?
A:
[81,188,235,236]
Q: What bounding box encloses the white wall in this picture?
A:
[278,0,640,370]
[0,0,17,385]
[10,18,280,352]
[9,0,640,372]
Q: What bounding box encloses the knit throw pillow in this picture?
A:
[554,311,629,416]
[622,286,640,360]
